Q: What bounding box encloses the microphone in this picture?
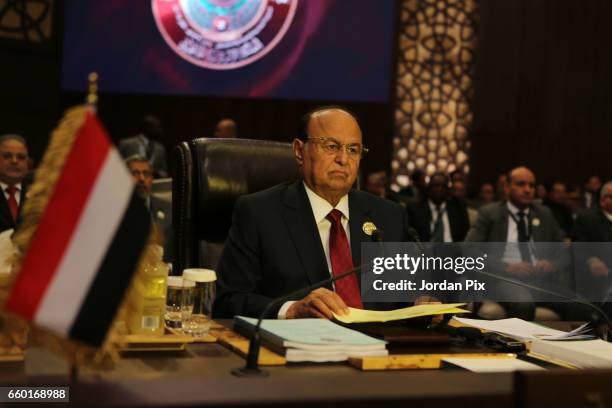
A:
[232,230,383,378]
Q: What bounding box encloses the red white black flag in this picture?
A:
[6,112,150,346]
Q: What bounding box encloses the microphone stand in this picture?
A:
[232,230,387,377]
[231,264,365,377]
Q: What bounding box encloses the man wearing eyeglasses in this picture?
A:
[126,155,173,262]
[215,107,413,319]
[0,134,30,235]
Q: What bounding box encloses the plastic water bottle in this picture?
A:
[128,245,168,335]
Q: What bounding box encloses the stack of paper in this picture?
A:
[334,303,469,324]
[234,317,388,363]
[530,339,612,368]
[452,317,595,341]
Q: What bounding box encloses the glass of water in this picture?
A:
[181,269,216,337]
[165,276,194,329]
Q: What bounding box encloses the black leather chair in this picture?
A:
[172,138,300,274]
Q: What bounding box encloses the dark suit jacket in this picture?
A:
[407,198,470,242]
[0,182,28,234]
[572,211,612,298]
[465,201,567,282]
[574,210,612,242]
[118,135,168,178]
[214,181,411,318]
[466,201,565,243]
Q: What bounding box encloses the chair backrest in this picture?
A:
[172,138,300,274]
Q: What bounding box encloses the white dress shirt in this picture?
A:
[428,200,452,242]
[278,183,351,318]
[0,182,22,206]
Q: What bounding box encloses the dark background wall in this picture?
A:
[470,0,612,189]
[0,0,63,164]
[60,93,396,179]
[2,0,611,188]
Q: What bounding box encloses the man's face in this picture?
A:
[451,181,467,201]
[214,119,236,138]
[0,139,29,185]
[128,161,153,196]
[549,182,567,205]
[586,176,602,193]
[600,187,612,214]
[428,175,449,204]
[293,110,362,201]
[480,183,495,203]
[508,168,536,208]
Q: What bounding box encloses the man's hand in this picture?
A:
[285,288,349,319]
[588,257,610,279]
[506,261,533,280]
[414,295,443,324]
[533,260,556,277]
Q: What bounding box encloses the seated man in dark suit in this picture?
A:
[542,181,574,238]
[215,107,412,319]
[0,134,30,234]
[573,181,612,305]
[407,172,470,243]
[126,155,173,263]
[466,166,566,320]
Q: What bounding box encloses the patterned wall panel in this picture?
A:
[0,0,53,43]
[391,0,477,191]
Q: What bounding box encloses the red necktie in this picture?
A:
[326,209,363,309]
[6,185,18,223]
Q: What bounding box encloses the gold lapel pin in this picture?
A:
[362,221,377,236]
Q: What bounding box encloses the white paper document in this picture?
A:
[530,339,612,368]
[442,357,545,372]
[452,317,594,341]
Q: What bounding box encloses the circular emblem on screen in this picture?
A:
[152,0,298,70]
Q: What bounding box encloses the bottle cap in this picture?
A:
[183,268,216,283]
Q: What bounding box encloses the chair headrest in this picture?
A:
[189,138,300,242]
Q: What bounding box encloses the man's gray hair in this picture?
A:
[601,181,612,197]
[0,134,28,148]
[125,154,152,168]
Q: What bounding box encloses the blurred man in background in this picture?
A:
[119,115,168,178]
[214,118,238,139]
[0,134,30,234]
[583,175,602,209]
[479,182,495,206]
[408,172,470,242]
[451,179,478,226]
[466,166,566,320]
[543,181,574,238]
[126,155,172,262]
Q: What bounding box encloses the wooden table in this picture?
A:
[0,321,600,407]
[0,342,514,407]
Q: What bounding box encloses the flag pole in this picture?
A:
[87,72,99,111]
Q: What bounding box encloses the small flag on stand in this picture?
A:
[5,110,150,347]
